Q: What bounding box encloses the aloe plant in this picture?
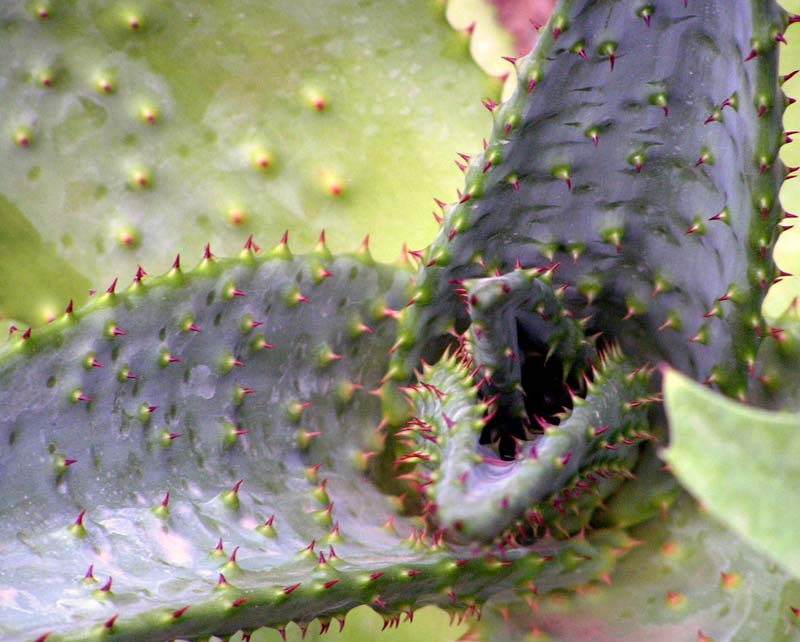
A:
[2,1,800,642]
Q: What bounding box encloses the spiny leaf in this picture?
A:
[392,0,786,406]
[0,249,624,642]
[477,498,800,642]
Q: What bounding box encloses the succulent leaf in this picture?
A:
[1,0,798,640]
[664,367,800,579]
[392,0,787,405]
[405,343,650,542]
[0,0,497,326]
[0,250,627,642]
[478,497,800,642]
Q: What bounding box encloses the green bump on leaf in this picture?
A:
[664,368,800,579]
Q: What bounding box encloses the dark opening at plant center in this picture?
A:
[480,321,585,460]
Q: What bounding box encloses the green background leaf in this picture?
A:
[664,368,800,579]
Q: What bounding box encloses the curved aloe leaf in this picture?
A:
[392,0,786,404]
[0,246,628,642]
[379,0,790,556]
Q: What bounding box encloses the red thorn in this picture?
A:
[100,576,113,592]
[146,405,158,413]
[776,32,788,45]
[172,606,190,618]
[104,615,118,630]
[244,234,260,253]
[283,582,302,595]
[65,300,74,314]
[745,49,758,61]
[134,266,147,283]
[188,323,201,333]
[553,27,561,41]
[106,278,118,294]
[172,255,181,270]
[783,70,800,83]
[35,634,52,642]
[231,288,245,297]
[231,480,243,494]
[204,244,214,260]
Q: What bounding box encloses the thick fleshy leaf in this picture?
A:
[0,251,626,642]
[478,498,800,642]
[664,368,800,579]
[0,0,498,325]
[392,0,786,405]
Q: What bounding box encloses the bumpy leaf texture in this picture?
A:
[0,0,797,641]
[0,0,498,325]
[0,249,625,642]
